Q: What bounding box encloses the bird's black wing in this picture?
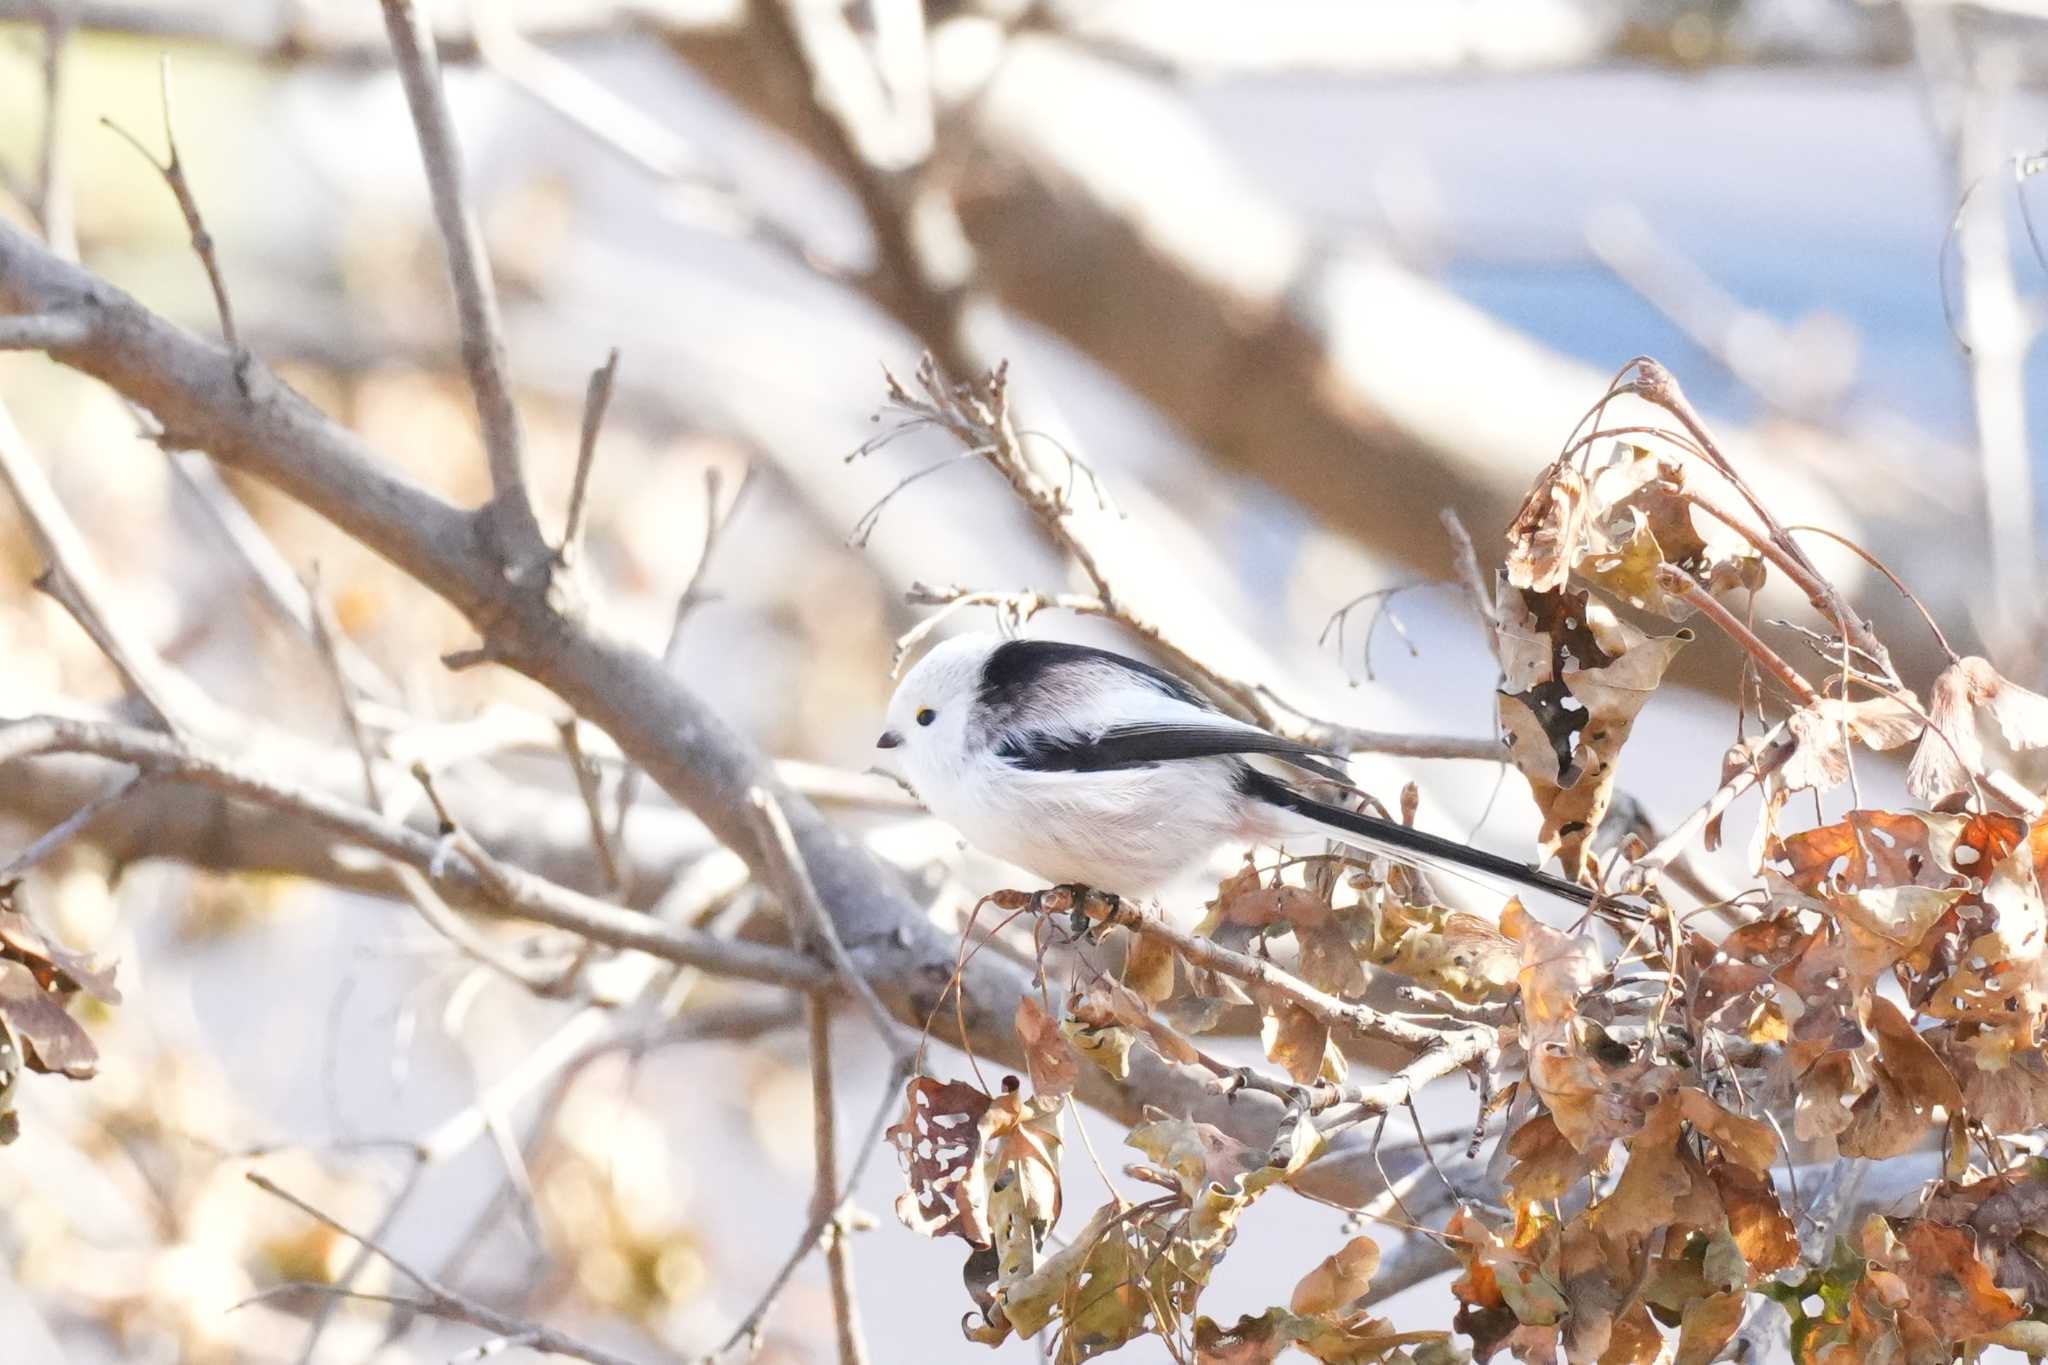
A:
[999,721,1351,785]
[976,638,1209,717]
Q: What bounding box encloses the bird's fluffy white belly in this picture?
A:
[947,760,1244,894]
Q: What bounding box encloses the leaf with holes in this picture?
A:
[887,1075,994,1245]
[1496,589,1689,876]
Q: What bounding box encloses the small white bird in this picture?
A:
[876,632,1596,906]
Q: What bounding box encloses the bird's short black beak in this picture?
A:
[876,730,902,750]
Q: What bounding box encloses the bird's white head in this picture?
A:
[876,633,1002,805]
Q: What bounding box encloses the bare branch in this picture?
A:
[0,311,85,350]
[245,1172,641,1365]
[708,1054,911,1361]
[0,714,823,989]
[0,200,1213,1138]
[749,787,912,1057]
[808,998,871,1365]
[376,0,542,558]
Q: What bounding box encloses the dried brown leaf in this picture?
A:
[1674,1290,1746,1365]
[1505,462,1589,594]
[1291,1235,1382,1316]
[1125,930,1178,1004]
[1016,996,1079,1101]
[0,961,97,1079]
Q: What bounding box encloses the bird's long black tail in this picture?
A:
[1242,771,1598,909]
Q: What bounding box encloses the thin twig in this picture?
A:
[611,465,748,860]
[558,719,625,896]
[378,0,542,559]
[33,0,76,259]
[101,57,247,389]
[306,564,384,807]
[1087,895,1486,1057]
[558,347,619,567]
[412,760,537,906]
[290,1157,427,1365]
[1781,522,1961,665]
[708,1054,911,1361]
[1654,566,1815,704]
[0,769,148,881]
[166,449,398,703]
[1623,359,1895,678]
[0,397,199,733]
[808,996,871,1365]
[1623,724,1796,874]
[312,599,571,990]
[245,1172,640,1365]
[748,787,911,1056]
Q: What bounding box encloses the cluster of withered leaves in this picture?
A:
[888,876,1487,1363]
[887,427,2048,1363]
[1454,434,2048,1365]
[1762,1186,2043,1365]
[1442,889,1799,1365]
[0,883,118,1143]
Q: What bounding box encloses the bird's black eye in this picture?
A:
[916,707,937,727]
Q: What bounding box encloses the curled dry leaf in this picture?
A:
[1067,978,1203,1072]
[1574,446,1765,619]
[1124,929,1178,1003]
[1509,903,1675,1151]
[1673,1291,1746,1365]
[1910,656,2048,802]
[1503,1112,1608,1206]
[1504,459,1589,594]
[1290,1235,1382,1316]
[1924,1161,2048,1304]
[0,961,98,1080]
[1198,867,1369,999]
[1017,995,1080,1100]
[1496,588,1689,876]
[983,1088,1066,1291]
[1258,991,1347,1086]
[1880,1218,2023,1343]
[1195,1308,1443,1365]
[1382,902,1520,1004]
[1779,695,1925,796]
[0,900,121,1003]
[1838,998,1963,1159]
